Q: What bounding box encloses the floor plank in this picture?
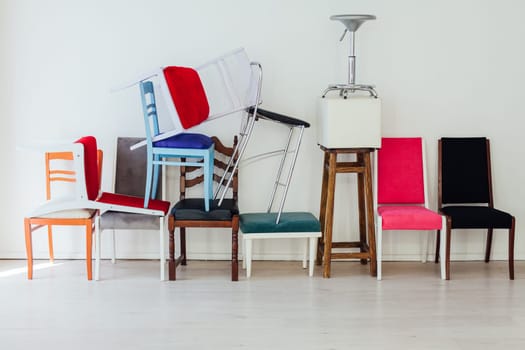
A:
[1,259,524,350]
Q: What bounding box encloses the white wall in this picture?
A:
[2,0,524,261]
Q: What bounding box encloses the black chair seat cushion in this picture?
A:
[249,107,311,127]
[441,206,513,229]
[171,199,238,221]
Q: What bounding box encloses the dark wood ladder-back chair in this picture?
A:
[168,136,239,281]
[435,137,515,280]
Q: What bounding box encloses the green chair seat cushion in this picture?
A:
[240,212,321,233]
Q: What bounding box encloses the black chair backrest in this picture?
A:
[114,137,161,197]
[440,137,491,204]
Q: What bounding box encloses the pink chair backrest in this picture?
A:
[75,136,100,200]
[377,137,425,204]
[163,66,210,129]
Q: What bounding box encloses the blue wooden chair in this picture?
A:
[139,81,214,211]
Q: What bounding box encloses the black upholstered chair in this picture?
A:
[435,137,515,280]
[168,136,239,281]
[96,137,167,280]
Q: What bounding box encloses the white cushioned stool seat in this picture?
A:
[239,212,321,277]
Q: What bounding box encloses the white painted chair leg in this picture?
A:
[426,231,432,263]
[245,239,253,278]
[159,217,165,281]
[242,236,246,269]
[302,238,308,269]
[440,216,447,280]
[95,216,101,281]
[309,237,317,277]
[420,231,429,263]
[376,217,383,281]
[111,230,116,264]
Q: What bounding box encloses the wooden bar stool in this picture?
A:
[316,146,377,278]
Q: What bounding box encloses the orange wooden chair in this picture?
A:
[24,149,103,280]
[24,136,171,281]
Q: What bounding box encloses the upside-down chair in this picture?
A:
[118,48,309,223]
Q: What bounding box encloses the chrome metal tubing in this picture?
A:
[321,84,378,98]
[216,62,263,206]
[275,125,305,224]
[267,127,294,213]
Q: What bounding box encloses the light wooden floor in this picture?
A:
[1,259,524,350]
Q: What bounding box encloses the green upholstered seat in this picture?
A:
[240,212,321,233]
[240,212,321,278]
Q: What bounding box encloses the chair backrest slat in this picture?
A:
[180,136,238,201]
[45,148,102,201]
[140,81,161,143]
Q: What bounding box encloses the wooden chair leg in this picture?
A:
[168,227,176,281]
[357,153,367,265]
[509,218,515,280]
[232,220,239,282]
[316,152,329,266]
[24,218,33,280]
[363,151,377,277]
[445,221,452,280]
[47,224,54,263]
[179,227,187,266]
[322,152,337,278]
[485,228,493,263]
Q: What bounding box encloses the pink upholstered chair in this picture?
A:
[374,137,446,280]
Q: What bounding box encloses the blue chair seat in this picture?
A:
[154,133,213,149]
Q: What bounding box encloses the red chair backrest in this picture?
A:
[377,137,425,204]
[163,66,209,129]
[75,136,100,200]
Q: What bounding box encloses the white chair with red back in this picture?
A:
[374,137,447,280]
[25,136,171,280]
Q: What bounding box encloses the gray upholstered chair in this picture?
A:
[95,137,167,280]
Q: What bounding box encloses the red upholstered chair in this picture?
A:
[25,136,171,280]
[374,137,447,280]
